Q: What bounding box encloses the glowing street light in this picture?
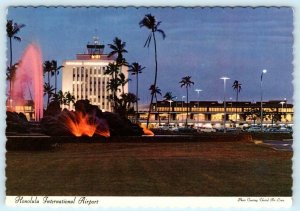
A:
[220,76,230,133]
[279,101,285,122]
[260,69,267,132]
[181,96,186,108]
[195,89,203,123]
[195,88,202,107]
[167,99,174,125]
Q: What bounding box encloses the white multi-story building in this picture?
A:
[62,38,128,111]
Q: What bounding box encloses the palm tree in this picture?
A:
[6,20,25,99]
[52,90,66,106]
[232,80,242,123]
[107,37,128,66]
[128,62,145,121]
[121,93,137,110]
[149,85,162,126]
[43,82,55,107]
[139,14,166,128]
[6,62,18,83]
[105,63,119,78]
[118,72,131,95]
[106,77,121,111]
[163,92,176,125]
[65,91,75,109]
[179,76,194,127]
[50,60,63,94]
[43,61,53,85]
[104,63,121,109]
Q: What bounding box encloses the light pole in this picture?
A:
[195,89,202,125]
[181,96,186,123]
[195,89,203,107]
[260,69,267,132]
[279,101,285,123]
[284,98,287,113]
[167,99,173,126]
[220,77,230,133]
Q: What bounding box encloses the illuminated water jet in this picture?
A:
[11,43,43,121]
[60,111,110,138]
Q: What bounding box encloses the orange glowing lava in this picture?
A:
[63,111,110,138]
[142,126,155,136]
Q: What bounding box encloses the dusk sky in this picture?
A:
[7,7,294,105]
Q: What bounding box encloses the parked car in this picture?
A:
[246,126,262,132]
[226,128,243,133]
[277,126,293,133]
[197,127,216,133]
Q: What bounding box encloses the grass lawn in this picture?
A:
[6,141,292,196]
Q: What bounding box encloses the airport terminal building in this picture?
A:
[137,100,293,128]
[62,38,128,111]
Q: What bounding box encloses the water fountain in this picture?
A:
[10,43,43,121]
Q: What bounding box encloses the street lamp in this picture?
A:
[220,77,230,133]
[195,89,203,100]
[167,100,173,125]
[284,98,287,113]
[181,96,186,123]
[195,89,202,124]
[195,89,203,104]
[260,69,267,132]
[279,101,285,123]
[181,96,186,109]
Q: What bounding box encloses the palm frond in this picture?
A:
[13,36,21,42]
[156,29,166,39]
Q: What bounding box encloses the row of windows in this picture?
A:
[73,66,107,75]
[15,106,33,111]
[73,83,106,88]
[153,107,293,113]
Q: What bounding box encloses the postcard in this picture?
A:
[4,5,294,208]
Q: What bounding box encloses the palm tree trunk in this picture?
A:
[136,73,139,122]
[155,93,161,126]
[47,94,50,107]
[168,102,171,125]
[235,89,238,123]
[55,71,57,94]
[146,31,158,128]
[186,87,188,127]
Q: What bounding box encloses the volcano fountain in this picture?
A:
[10,43,43,121]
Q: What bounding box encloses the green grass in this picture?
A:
[6,141,292,196]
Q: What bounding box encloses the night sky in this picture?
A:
[7,7,294,105]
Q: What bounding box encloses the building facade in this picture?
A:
[137,100,293,128]
[62,38,128,111]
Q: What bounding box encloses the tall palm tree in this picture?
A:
[179,76,194,127]
[139,14,166,128]
[43,82,55,108]
[163,92,176,125]
[6,62,18,83]
[128,62,145,121]
[121,93,137,110]
[65,91,75,109]
[232,80,242,123]
[149,85,162,126]
[107,37,128,66]
[118,72,131,95]
[104,63,121,109]
[50,60,63,94]
[43,61,53,85]
[52,90,66,106]
[6,20,25,99]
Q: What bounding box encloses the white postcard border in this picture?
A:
[5,196,293,208]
